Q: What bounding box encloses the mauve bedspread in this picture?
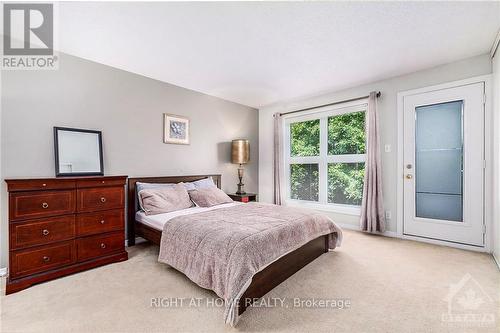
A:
[157,202,342,326]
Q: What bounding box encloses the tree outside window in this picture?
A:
[287,106,366,208]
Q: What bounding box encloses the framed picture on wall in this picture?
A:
[163,113,190,145]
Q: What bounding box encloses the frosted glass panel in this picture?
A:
[415,101,463,222]
[416,193,463,222]
[416,150,462,194]
[416,101,463,149]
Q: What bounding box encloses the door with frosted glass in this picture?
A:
[403,83,484,246]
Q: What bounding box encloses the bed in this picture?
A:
[127,175,342,325]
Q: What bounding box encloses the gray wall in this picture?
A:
[0,53,259,268]
[259,54,492,233]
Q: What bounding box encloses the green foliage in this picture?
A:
[328,163,365,205]
[290,119,320,156]
[289,112,366,205]
[328,112,365,155]
[290,164,319,201]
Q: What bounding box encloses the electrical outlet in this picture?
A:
[385,210,392,220]
[384,144,391,153]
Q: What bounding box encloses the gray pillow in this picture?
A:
[189,187,233,207]
[136,182,175,193]
[137,178,214,193]
[183,182,196,191]
[136,182,195,210]
[186,177,216,190]
[138,183,194,215]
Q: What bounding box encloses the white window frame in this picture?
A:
[283,99,368,215]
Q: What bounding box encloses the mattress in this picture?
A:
[135,202,241,231]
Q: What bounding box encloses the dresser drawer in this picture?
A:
[10,216,76,249]
[77,178,126,189]
[77,187,124,213]
[6,179,76,192]
[10,190,76,221]
[10,241,76,279]
[77,232,124,262]
[76,209,124,236]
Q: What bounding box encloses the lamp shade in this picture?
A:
[231,139,250,164]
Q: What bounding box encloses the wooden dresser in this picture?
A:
[5,176,128,294]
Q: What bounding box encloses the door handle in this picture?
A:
[406,174,413,179]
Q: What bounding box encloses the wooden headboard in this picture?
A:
[127,174,221,245]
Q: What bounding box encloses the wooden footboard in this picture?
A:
[237,233,331,314]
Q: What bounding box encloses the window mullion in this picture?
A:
[327,154,366,163]
[319,117,328,204]
[289,156,321,164]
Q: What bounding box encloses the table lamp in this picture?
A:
[231,139,250,194]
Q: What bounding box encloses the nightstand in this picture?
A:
[228,193,257,203]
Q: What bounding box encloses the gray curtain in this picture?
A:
[273,112,284,205]
[360,92,386,232]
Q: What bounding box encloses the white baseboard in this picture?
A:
[0,267,7,277]
[335,222,359,231]
[335,222,397,238]
[493,253,500,270]
[374,229,398,238]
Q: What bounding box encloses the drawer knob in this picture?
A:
[100,197,106,203]
[42,183,47,187]
[41,202,49,209]
[100,220,105,224]
[100,243,106,249]
[42,229,50,236]
[101,181,105,184]
[43,256,50,262]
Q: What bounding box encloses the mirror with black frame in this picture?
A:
[54,127,104,177]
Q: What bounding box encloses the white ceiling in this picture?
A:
[58,2,500,108]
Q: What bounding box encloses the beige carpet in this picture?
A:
[1,230,499,333]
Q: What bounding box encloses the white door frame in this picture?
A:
[397,75,493,252]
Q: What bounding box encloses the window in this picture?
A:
[290,163,319,201]
[284,102,367,213]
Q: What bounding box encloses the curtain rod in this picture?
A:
[278,91,381,117]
